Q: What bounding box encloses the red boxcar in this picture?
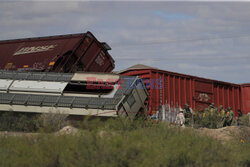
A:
[120,64,244,116]
[0,31,115,73]
[241,84,250,114]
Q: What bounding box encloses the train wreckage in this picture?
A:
[0,70,148,118]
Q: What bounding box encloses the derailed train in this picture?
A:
[0,31,115,73]
[0,32,249,117]
[0,70,148,118]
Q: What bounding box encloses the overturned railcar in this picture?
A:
[0,31,115,73]
[0,71,148,118]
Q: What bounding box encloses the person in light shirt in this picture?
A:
[175,108,185,127]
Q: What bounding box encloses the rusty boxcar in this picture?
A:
[119,64,244,116]
[241,84,250,114]
[0,31,115,73]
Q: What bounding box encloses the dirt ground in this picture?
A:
[196,126,250,143]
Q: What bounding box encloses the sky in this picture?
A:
[0,1,250,84]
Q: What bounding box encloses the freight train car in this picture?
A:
[241,84,250,114]
[0,70,148,118]
[119,64,244,116]
[0,31,115,73]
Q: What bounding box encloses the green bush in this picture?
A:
[0,111,39,132]
[36,111,69,132]
[0,119,250,167]
[0,111,69,132]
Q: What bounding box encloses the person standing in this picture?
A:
[219,105,226,127]
[183,104,192,126]
[209,103,217,116]
[236,109,243,126]
[175,109,185,127]
[225,107,234,126]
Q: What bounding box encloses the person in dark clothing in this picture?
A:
[236,109,243,126]
[238,109,243,117]
[183,104,192,126]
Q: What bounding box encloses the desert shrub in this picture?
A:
[0,119,250,167]
[0,111,39,132]
[0,111,69,132]
[36,111,69,132]
[103,116,154,131]
[75,116,154,132]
